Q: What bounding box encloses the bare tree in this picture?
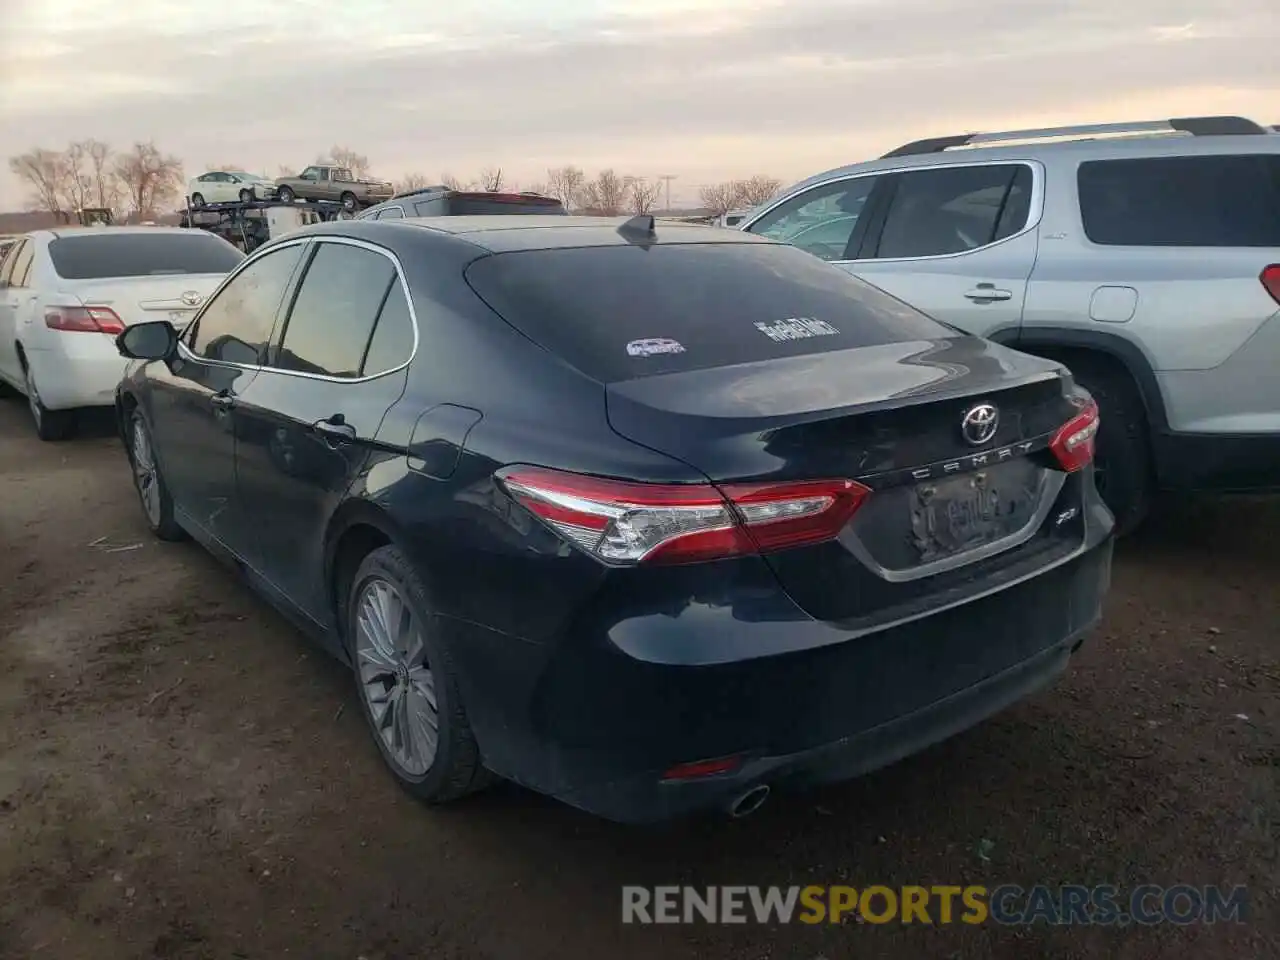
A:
[317,145,370,178]
[8,148,68,213]
[478,167,504,192]
[440,172,466,191]
[398,172,431,193]
[114,141,184,216]
[580,169,628,216]
[626,176,663,216]
[698,181,738,217]
[85,140,123,209]
[735,175,782,207]
[277,165,297,178]
[61,142,93,213]
[545,165,585,211]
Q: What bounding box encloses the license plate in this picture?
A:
[909,471,1034,563]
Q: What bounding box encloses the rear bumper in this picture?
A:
[446,523,1114,823]
[1153,430,1280,492]
[25,339,127,410]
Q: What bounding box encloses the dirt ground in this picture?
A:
[0,395,1275,960]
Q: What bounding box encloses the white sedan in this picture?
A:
[187,170,278,206]
[0,226,244,440]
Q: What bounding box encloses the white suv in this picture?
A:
[742,116,1280,532]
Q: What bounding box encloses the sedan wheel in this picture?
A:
[355,578,439,776]
[239,188,254,202]
[347,545,492,803]
[128,412,184,540]
[24,362,73,441]
[132,419,163,527]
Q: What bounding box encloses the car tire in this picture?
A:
[340,191,358,212]
[277,185,295,203]
[190,193,205,208]
[127,410,185,541]
[21,357,75,441]
[346,544,493,805]
[1069,361,1153,536]
[239,188,254,203]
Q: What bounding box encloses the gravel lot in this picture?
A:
[0,394,1275,960]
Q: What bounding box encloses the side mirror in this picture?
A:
[116,320,178,360]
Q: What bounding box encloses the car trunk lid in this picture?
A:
[605,337,1088,621]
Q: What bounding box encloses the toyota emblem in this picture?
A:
[960,403,999,446]
[180,290,203,307]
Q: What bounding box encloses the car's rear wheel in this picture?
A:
[22,359,74,441]
[347,545,492,804]
[340,191,357,212]
[190,193,205,207]
[128,411,184,541]
[277,185,295,203]
[1069,361,1152,535]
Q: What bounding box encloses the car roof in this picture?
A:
[788,132,1280,194]
[394,215,770,253]
[39,225,202,240]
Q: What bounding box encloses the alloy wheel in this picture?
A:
[132,419,162,526]
[354,578,439,776]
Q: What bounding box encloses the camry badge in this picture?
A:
[961,403,999,446]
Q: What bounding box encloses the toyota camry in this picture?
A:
[113,215,1113,822]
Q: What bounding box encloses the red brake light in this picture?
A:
[45,305,124,335]
[1261,264,1280,306]
[662,756,741,781]
[1049,399,1100,472]
[496,466,870,565]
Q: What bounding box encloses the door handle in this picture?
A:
[210,392,234,409]
[964,284,1013,302]
[313,416,356,444]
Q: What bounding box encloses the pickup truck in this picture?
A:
[274,165,394,211]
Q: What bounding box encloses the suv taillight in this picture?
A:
[496,466,871,565]
[1261,264,1280,306]
[1049,399,1100,473]
[45,305,124,335]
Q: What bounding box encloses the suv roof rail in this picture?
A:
[392,185,450,200]
[881,116,1270,158]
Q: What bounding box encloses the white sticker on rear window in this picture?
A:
[626,338,686,358]
[754,317,839,342]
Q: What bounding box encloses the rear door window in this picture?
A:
[2,241,33,288]
[871,164,1032,259]
[271,241,399,378]
[1077,154,1280,246]
[464,241,951,383]
[48,232,245,279]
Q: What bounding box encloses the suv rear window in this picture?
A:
[409,194,565,217]
[49,232,245,279]
[465,241,951,382]
[1078,154,1280,246]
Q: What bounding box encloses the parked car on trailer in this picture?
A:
[0,226,243,440]
[112,214,1112,822]
[188,170,279,206]
[743,115,1280,533]
[275,165,394,211]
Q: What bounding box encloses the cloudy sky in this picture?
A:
[1,0,1276,209]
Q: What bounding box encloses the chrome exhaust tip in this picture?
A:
[726,784,771,819]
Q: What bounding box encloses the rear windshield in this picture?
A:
[464,241,951,382]
[1077,154,1280,247]
[446,195,564,216]
[48,232,245,280]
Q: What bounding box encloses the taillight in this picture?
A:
[496,466,871,565]
[1049,399,1100,472]
[1261,264,1280,306]
[45,305,124,335]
